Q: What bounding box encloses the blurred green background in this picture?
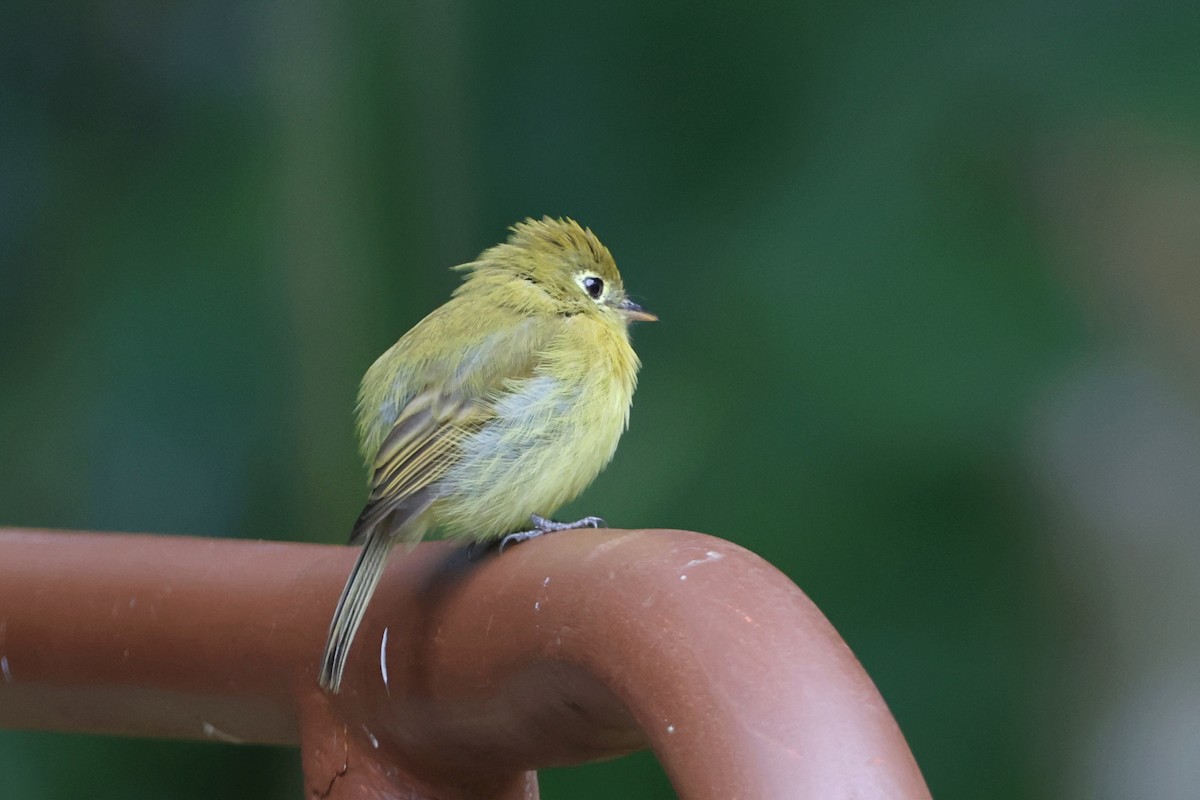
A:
[4,1,1200,798]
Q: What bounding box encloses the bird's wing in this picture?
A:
[348,388,489,544]
[348,317,548,545]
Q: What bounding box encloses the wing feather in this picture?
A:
[349,390,492,544]
[349,309,551,546]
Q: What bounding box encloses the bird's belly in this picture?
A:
[435,375,628,539]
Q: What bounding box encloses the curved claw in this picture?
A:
[498,530,537,554]
[465,539,490,561]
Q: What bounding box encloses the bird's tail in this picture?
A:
[318,529,396,693]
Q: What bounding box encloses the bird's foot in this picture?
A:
[531,513,607,533]
[498,514,607,553]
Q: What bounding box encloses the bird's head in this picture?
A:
[456,217,656,326]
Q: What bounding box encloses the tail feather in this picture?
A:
[318,530,396,693]
[320,490,436,693]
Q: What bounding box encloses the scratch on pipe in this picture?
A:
[1,655,12,683]
[379,627,390,694]
[747,724,806,762]
[201,721,243,744]
[315,727,350,799]
[586,537,627,561]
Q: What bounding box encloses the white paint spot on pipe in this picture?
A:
[667,724,676,734]
[361,724,379,749]
[683,551,724,570]
[202,721,243,743]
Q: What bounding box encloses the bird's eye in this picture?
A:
[583,276,604,299]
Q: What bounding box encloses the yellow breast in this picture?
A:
[435,315,640,538]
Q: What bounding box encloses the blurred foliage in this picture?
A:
[2,1,1199,798]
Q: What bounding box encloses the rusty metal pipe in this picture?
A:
[0,527,930,798]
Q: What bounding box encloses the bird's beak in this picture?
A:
[618,297,658,323]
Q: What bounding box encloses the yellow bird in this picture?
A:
[318,217,655,692]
